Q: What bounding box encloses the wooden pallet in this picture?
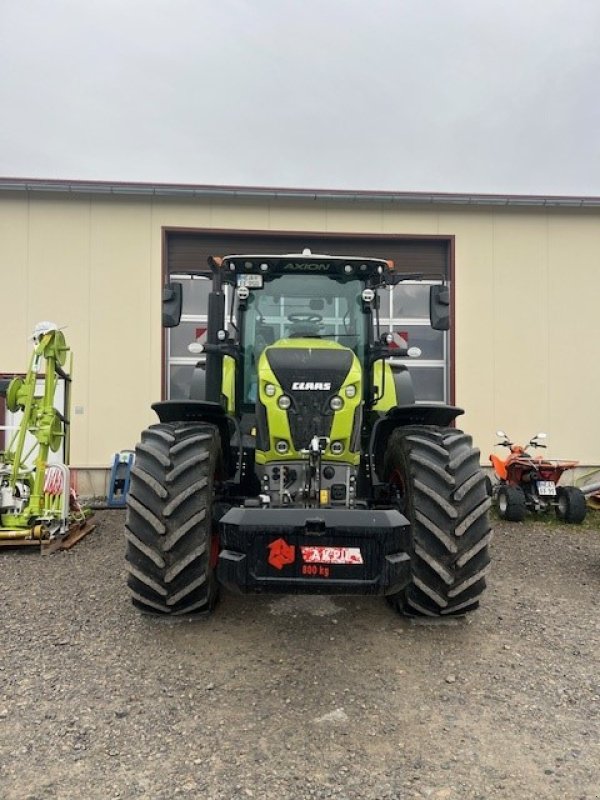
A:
[0,517,95,553]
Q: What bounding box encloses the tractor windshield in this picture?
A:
[241,274,366,404]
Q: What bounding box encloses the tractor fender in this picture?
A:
[391,364,415,406]
[151,400,239,478]
[368,404,464,483]
[190,358,235,415]
[373,362,415,411]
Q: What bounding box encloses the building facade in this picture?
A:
[1,179,599,494]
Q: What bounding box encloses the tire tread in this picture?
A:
[384,425,492,617]
[125,422,220,616]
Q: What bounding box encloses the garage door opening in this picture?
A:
[164,230,453,404]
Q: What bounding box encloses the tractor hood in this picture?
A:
[256,339,362,460]
[265,339,354,396]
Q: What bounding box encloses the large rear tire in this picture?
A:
[383,425,492,617]
[125,422,221,615]
[555,486,587,524]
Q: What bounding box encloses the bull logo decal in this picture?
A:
[268,538,295,570]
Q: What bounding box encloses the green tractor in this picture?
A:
[125,251,491,617]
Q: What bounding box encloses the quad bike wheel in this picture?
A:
[496,486,527,522]
[383,425,492,617]
[555,486,587,524]
[125,422,221,615]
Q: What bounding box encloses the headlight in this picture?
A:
[330,441,344,455]
[345,385,357,399]
[276,440,289,454]
[265,383,276,397]
[330,396,344,411]
[278,395,291,410]
[361,288,375,303]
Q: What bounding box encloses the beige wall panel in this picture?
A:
[26,197,92,466]
[439,210,495,454]
[0,196,29,369]
[324,203,384,233]
[382,207,440,234]
[86,198,155,466]
[135,197,273,232]
[148,198,212,231]
[209,199,270,230]
[267,201,328,231]
[2,191,600,471]
[546,213,600,462]
[489,211,549,450]
[26,196,91,339]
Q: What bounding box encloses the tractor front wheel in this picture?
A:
[383,425,492,617]
[555,486,587,524]
[125,422,221,615]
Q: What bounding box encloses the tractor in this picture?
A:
[125,251,491,617]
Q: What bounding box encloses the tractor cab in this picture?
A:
[220,253,388,408]
[237,269,368,406]
[192,252,447,401]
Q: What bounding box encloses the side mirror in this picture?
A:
[162,282,182,328]
[430,285,450,331]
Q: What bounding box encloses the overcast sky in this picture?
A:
[1,0,599,195]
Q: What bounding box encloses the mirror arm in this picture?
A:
[203,342,242,362]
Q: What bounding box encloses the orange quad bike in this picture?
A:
[489,431,587,523]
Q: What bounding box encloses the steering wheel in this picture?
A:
[287,313,323,323]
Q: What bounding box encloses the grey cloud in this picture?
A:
[1,0,599,194]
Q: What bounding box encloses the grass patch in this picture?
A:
[490,506,600,533]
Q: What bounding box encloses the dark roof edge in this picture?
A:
[1,177,599,208]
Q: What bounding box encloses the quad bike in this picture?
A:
[125,251,492,619]
[489,431,586,523]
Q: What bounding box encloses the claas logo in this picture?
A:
[267,538,295,570]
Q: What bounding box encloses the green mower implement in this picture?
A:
[125,252,491,617]
[0,322,93,550]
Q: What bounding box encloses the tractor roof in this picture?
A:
[209,251,394,279]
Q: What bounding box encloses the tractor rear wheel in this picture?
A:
[383,425,492,617]
[497,486,527,522]
[555,486,587,524]
[125,422,221,615]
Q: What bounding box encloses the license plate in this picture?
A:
[300,545,364,565]
[537,480,556,496]
[237,274,263,288]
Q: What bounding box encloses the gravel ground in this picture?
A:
[1,509,600,800]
